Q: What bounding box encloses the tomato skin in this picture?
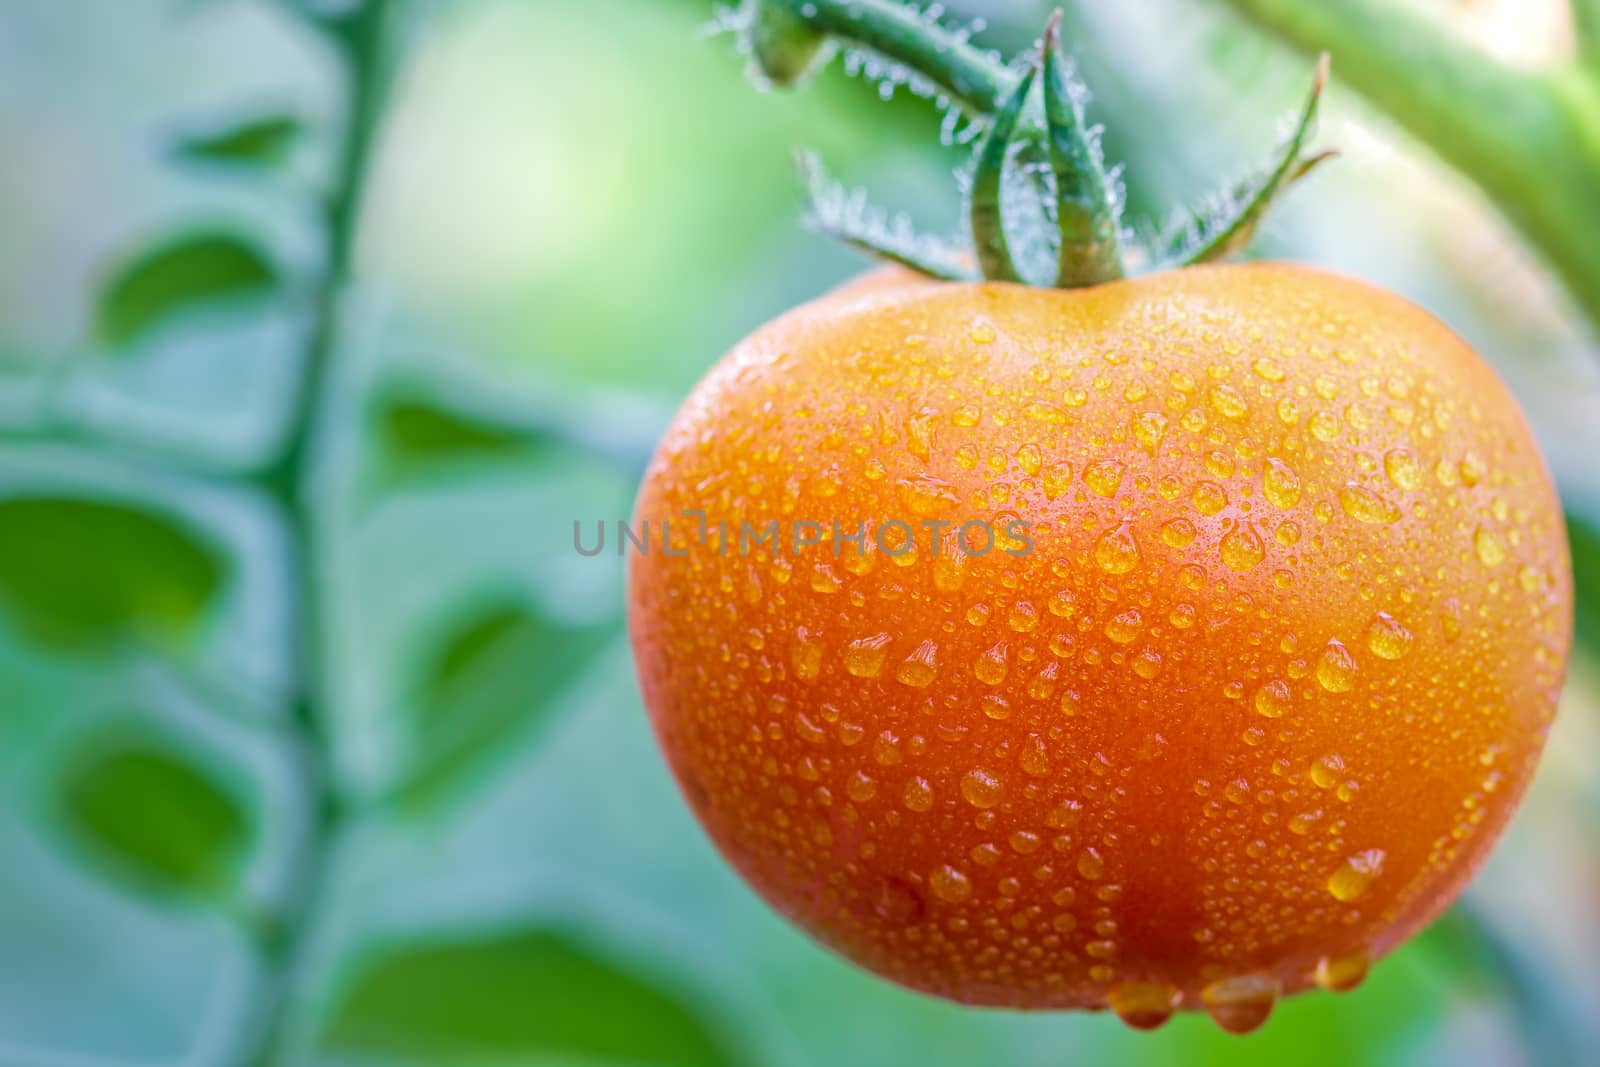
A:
[628,264,1570,1016]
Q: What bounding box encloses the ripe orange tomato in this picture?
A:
[627,263,1571,1032]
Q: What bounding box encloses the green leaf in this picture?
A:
[374,397,555,474]
[1040,12,1126,286]
[794,150,976,282]
[96,230,279,348]
[1420,900,1591,1067]
[394,601,612,809]
[1212,0,1600,332]
[1164,56,1333,268]
[174,114,304,167]
[1579,0,1600,68]
[968,63,1037,284]
[0,495,227,652]
[320,929,737,1067]
[1568,511,1600,654]
[57,726,253,899]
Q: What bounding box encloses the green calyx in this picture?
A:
[739,0,1335,288]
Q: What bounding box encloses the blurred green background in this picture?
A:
[2,1,1600,1065]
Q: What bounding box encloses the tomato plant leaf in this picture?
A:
[1420,900,1590,1067]
[373,397,555,475]
[319,929,736,1067]
[392,601,612,810]
[968,63,1036,285]
[1160,56,1333,269]
[0,495,227,652]
[174,114,304,167]
[1039,13,1126,287]
[56,725,253,900]
[96,230,279,348]
[794,150,976,282]
[369,387,662,486]
[1568,511,1600,654]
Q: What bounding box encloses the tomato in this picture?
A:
[627,263,1571,1032]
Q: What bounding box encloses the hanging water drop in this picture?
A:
[1202,974,1280,1034]
[1108,981,1179,1031]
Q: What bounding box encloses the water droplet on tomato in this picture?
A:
[1094,522,1141,574]
[961,769,1003,808]
[1016,442,1043,476]
[1134,412,1168,456]
[1105,608,1142,644]
[791,628,823,681]
[974,641,1009,684]
[1384,449,1423,490]
[1042,462,1074,499]
[1161,518,1197,548]
[1210,384,1248,419]
[1085,459,1124,497]
[1474,527,1506,567]
[1252,358,1285,381]
[1205,450,1236,479]
[903,776,934,812]
[1316,639,1358,693]
[1339,484,1401,524]
[1365,612,1413,660]
[1254,679,1291,719]
[1315,949,1372,992]
[929,864,973,902]
[1327,848,1385,901]
[844,633,891,678]
[1109,981,1179,1031]
[1077,848,1105,880]
[1202,974,1279,1034]
[897,474,959,517]
[1220,520,1266,572]
[1048,588,1078,618]
[1262,458,1302,508]
[1309,754,1345,789]
[1193,481,1228,516]
[896,640,938,687]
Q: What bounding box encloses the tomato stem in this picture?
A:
[969,63,1037,284]
[740,1,1335,289]
[249,1,396,1062]
[1039,12,1126,287]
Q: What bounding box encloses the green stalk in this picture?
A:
[1214,0,1600,329]
[248,1,395,1062]
[746,0,1015,114]
[1576,0,1600,70]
